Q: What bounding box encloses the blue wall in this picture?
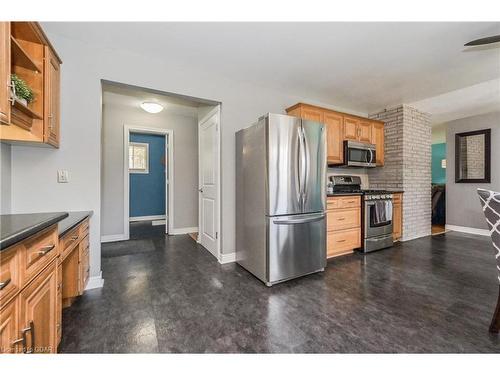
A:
[129,133,166,217]
[432,143,446,184]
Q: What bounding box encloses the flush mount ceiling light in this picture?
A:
[140,102,164,114]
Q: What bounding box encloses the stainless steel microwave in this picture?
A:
[343,140,376,168]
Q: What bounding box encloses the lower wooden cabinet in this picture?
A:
[18,260,58,353]
[56,262,62,345]
[0,297,20,353]
[327,195,362,258]
[0,215,90,354]
[61,219,90,308]
[392,193,403,241]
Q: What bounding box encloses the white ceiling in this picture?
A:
[45,22,500,116]
[102,82,200,118]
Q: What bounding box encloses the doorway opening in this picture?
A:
[431,123,447,235]
[100,80,221,261]
[124,126,172,239]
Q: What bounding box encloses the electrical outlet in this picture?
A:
[57,170,69,183]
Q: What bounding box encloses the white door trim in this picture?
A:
[198,105,222,261]
[123,125,173,241]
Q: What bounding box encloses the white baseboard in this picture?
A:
[169,226,198,235]
[129,215,165,222]
[218,252,236,264]
[101,234,128,243]
[152,219,166,226]
[445,224,490,236]
[85,272,104,290]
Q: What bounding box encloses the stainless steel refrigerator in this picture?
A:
[236,113,327,286]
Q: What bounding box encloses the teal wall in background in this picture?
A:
[432,143,446,184]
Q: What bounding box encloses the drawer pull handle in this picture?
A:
[337,217,345,221]
[336,239,346,243]
[71,235,79,241]
[0,278,11,290]
[37,244,55,256]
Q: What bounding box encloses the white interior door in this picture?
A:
[199,109,219,257]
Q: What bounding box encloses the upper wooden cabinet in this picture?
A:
[0,22,62,148]
[371,122,385,166]
[0,23,11,125]
[343,116,359,141]
[43,46,60,147]
[323,111,343,164]
[358,119,372,143]
[286,103,385,166]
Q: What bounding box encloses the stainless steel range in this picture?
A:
[330,175,394,252]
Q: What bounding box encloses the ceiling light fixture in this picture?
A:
[140,102,163,114]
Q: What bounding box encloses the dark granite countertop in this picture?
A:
[58,211,93,238]
[0,212,69,251]
[327,192,363,197]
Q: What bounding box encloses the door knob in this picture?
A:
[198,188,203,193]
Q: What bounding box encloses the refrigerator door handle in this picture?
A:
[298,125,307,210]
[296,126,302,209]
[273,213,325,225]
[302,123,310,208]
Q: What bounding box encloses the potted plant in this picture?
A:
[10,74,34,106]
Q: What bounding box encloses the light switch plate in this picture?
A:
[57,170,69,183]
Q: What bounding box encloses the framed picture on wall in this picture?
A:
[455,128,491,183]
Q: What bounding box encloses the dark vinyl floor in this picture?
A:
[59,222,500,353]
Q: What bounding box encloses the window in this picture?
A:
[129,142,149,174]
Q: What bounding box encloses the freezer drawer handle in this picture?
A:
[273,215,325,225]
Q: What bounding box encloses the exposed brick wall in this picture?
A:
[368,105,432,241]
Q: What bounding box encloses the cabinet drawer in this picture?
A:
[0,247,19,309]
[327,208,360,231]
[60,226,80,261]
[80,218,89,238]
[327,228,361,258]
[328,196,361,209]
[19,225,58,288]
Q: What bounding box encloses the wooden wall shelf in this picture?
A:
[12,99,42,119]
[10,36,42,72]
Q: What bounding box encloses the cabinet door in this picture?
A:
[324,112,343,164]
[56,262,62,346]
[62,246,80,301]
[0,298,21,354]
[0,22,10,125]
[19,260,57,354]
[371,122,384,166]
[392,200,402,241]
[358,120,372,143]
[301,106,323,123]
[343,116,359,141]
[43,46,60,147]
[79,238,90,294]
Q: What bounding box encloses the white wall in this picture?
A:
[0,143,11,213]
[446,111,500,230]
[101,99,198,237]
[9,31,363,279]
